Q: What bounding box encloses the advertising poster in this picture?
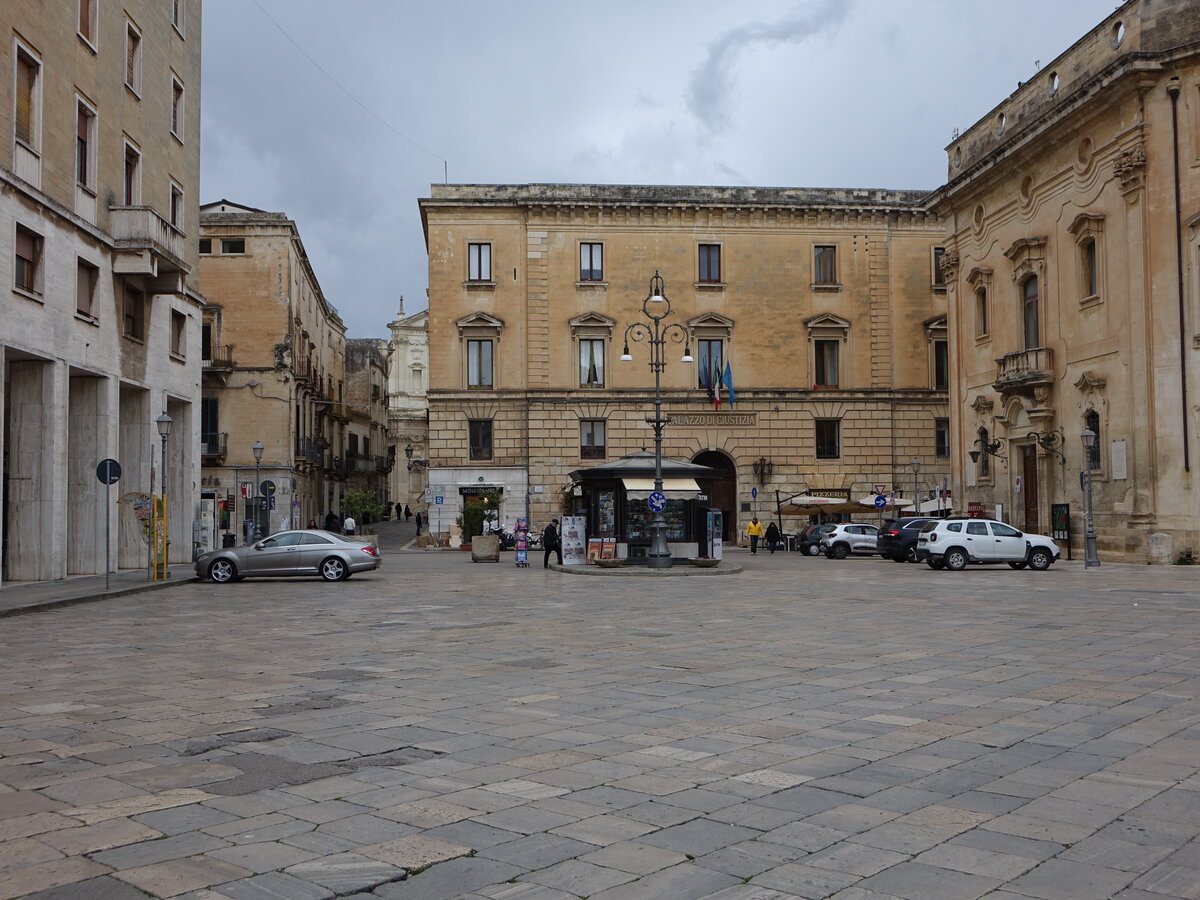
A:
[561,516,586,565]
[587,539,603,564]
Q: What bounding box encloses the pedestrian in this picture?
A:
[765,521,780,555]
[306,518,317,530]
[415,511,423,535]
[746,517,765,555]
[323,510,340,533]
[395,502,403,520]
[343,514,357,536]
[543,518,562,568]
[404,505,412,521]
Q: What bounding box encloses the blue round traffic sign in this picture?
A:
[647,491,667,512]
[874,494,887,509]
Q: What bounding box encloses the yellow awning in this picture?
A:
[622,477,702,499]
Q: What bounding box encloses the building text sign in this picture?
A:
[672,413,757,427]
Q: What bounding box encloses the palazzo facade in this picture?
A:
[930,0,1200,562]
[419,184,950,540]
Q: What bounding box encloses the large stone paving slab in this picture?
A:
[2,552,1200,898]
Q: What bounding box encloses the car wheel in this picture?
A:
[891,552,906,563]
[944,547,969,571]
[926,557,946,570]
[807,543,822,556]
[831,543,850,560]
[320,557,348,581]
[1028,548,1053,571]
[904,543,920,564]
[1008,561,1028,570]
[208,559,236,583]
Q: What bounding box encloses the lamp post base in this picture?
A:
[647,521,673,569]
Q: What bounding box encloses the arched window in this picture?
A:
[1022,276,1039,350]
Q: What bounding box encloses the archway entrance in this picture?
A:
[692,450,736,542]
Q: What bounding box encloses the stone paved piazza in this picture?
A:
[2,544,1199,899]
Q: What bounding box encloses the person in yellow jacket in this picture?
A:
[746,517,765,555]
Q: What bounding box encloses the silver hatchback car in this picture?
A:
[195,529,382,583]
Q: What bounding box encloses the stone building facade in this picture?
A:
[386,298,429,513]
[198,201,346,541]
[344,337,391,507]
[929,0,1200,562]
[1,0,203,581]
[419,184,949,539]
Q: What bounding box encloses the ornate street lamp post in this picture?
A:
[1081,428,1100,568]
[252,440,264,541]
[911,456,920,512]
[620,272,693,568]
[156,413,172,577]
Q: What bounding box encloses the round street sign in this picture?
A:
[96,458,121,485]
[260,479,276,496]
[647,491,667,512]
[874,494,887,509]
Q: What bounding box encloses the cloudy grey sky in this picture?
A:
[201,0,1119,337]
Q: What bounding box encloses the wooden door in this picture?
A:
[1022,445,1039,532]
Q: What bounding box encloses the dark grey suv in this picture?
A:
[876,517,939,563]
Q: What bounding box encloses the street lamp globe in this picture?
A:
[252,440,264,462]
[156,413,173,439]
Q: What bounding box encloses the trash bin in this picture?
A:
[222,533,236,548]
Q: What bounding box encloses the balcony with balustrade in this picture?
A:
[201,432,228,462]
[108,206,189,276]
[993,346,1055,397]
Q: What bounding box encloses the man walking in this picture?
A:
[343,514,357,536]
[543,518,562,568]
[746,517,765,555]
[415,511,423,535]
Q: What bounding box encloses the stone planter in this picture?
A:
[689,557,720,568]
[471,535,499,562]
[592,558,625,568]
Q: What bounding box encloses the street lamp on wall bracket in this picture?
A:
[1026,427,1067,465]
[404,444,429,471]
[968,436,1007,465]
[753,457,773,486]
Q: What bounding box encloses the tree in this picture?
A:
[340,490,385,528]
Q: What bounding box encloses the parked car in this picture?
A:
[797,523,836,556]
[876,517,939,563]
[820,523,881,559]
[916,518,1061,571]
[195,529,382,583]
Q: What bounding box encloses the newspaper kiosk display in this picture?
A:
[514,517,529,567]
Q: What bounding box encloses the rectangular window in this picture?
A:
[933,339,948,390]
[198,238,211,254]
[581,420,606,460]
[468,242,491,281]
[348,433,359,456]
[172,0,185,34]
[697,339,723,389]
[932,247,946,287]
[814,339,839,388]
[169,182,184,229]
[15,48,39,149]
[975,287,988,338]
[170,310,186,356]
[467,339,493,388]
[814,245,837,285]
[201,322,212,359]
[1085,410,1102,471]
[698,244,721,283]
[123,283,145,338]
[579,242,603,281]
[123,143,140,205]
[125,21,142,94]
[79,0,97,44]
[201,396,218,442]
[579,338,604,387]
[15,225,43,295]
[935,418,950,458]
[815,419,840,459]
[76,101,96,188]
[1082,237,1098,299]
[220,237,244,254]
[76,258,98,315]
[469,419,493,460]
[170,77,184,140]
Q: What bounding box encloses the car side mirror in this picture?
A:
[253,544,265,550]
[1013,532,1023,538]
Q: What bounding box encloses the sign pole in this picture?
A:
[105,479,111,592]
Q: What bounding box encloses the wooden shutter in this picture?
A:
[15,55,34,144]
[15,227,35,262]
[79,0,92,39]
[125,28,138,87]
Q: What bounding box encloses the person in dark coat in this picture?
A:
[543,518,562,568]
[395,502,403,520]
[765,521,781,554]
[404,505,412,521]
[415,511,423,535]
[323,511,340,533]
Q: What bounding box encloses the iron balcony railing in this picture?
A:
[202,344,234,368]
[201,432,228,458]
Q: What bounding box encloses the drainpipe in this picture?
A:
[1167,76,1189,472]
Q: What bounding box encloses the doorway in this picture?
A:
[1022,445,1039,532]
[692,450,736,542]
